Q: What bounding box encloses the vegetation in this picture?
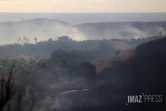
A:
[0,65,15,111]
[0,35,165,111]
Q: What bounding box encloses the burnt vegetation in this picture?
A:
[0,35,165,111]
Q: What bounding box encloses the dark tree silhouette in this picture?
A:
[159,31,163,36]
[58,36,72,42]
[0,64,15,111]
[34,37,37,43]
[17,37,20,43]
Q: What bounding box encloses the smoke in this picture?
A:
[101,25,149,39]
[155,26,166,35]
[0,19,88,45]
[14,66,95,111]
[1,19,166,45]
[76,22,166,40]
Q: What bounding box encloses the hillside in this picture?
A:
[1,36,166,111]
[48,36,166,111]
[93,37,166,110]
[0,18,87,44]
[1,19,166,45]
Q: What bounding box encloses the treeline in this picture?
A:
[0,35,163,56]
[0,36,113,55]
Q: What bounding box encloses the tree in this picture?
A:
[159,31,163,36]
[78,62,96,78]
[48,38,54,42]
[0,64,15,111]
[50,50,84,68]
[34,37,37,43]
[57,36,72,42]
[17,37,20,43]
[26,39,30,43]
[24,36,26,41]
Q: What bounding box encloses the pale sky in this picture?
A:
[0,0,166,12]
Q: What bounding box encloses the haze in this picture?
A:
[0,0,166,12]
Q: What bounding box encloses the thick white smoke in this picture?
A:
[0,19,88,44]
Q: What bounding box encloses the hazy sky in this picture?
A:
[0,0,165,12]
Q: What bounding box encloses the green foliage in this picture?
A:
[50,50,84,68]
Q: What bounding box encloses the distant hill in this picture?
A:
[76,22,166,40]
[1,19,166,45]
[0,18,87,44]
